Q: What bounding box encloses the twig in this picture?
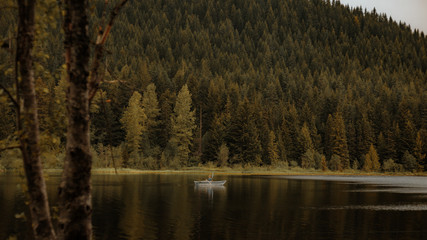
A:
[1,36,17,44]
[0,84,19,109]
[0,144,21,152]
[0,5,18,11]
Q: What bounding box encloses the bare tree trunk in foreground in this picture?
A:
[16,0,56,239]
[58,0,92,239]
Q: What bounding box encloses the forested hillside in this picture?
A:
[1,0,426,172]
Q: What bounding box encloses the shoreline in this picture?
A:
[33,167,427,177]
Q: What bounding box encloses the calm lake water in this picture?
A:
[1,174,427,239]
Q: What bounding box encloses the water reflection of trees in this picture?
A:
[3,174,425,239]
[0,176,25,239]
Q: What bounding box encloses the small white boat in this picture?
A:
[194,180,227,186]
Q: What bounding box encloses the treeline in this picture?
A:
[1,0,426,172]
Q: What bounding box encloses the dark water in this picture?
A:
[1,174,427,240]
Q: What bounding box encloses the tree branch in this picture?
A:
[0,5,18,11]
[0,84,19,109]
[0,144,21,152]
[88,0,128,103]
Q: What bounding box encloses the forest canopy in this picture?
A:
[1,0,426,172]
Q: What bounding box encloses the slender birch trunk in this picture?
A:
[16,0,56,239]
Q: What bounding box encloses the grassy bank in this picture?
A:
[44,167,427,176]
[3,166,426,176]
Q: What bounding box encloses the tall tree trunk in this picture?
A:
[16,0,56,239]
[58,0,92,239]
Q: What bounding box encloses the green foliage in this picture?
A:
[363,144,381,172]
[402,151,418,172]
[0,97,15,140]
[141,83,161,157]
[299,122,314,154]
[217,143,229,167]
[352,159,360,170]
[1,0,427,171]
[267,131,280,166]
[321,155,328,171]
[325,112,350,169]
[120,91,146,167]
[169,84,196,166]
[382,159,403,172]
[301,149,316,169]
[329,154,342,171]
[413,131,426,171]
[290,160,299,168]
[227,98,263,165]
[0,149,22,170]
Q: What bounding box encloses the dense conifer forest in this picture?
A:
[1,0,426,172]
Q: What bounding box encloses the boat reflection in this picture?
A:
[194,184,226,201]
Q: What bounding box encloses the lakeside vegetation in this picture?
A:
[3,165,427,178]
[1,0,427,174]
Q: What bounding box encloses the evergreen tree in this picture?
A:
[299,122,314,153]
[329,154,342,171]
[204,110,230,163]
[363,144,380,172]
[1,0,427,174]
[280,104,300,162]
[267,130,280,165]
[141,83,161,156]
[169,84,196,166]
[325,112,350,169]
[413,131,426,171]
[321,155,328,171]
[301,149,316,169]
[120,91,146,166]
[357,114,374,158]
[402,150,418,172]
[158,89,176,148]
[217,143,229,167]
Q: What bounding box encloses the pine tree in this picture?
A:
[357,114,374,158]
[299,122,314,153]
[321,155,328,171]
[158,89,176,149]
[267,130,280,165]
[329,154,342,171]
[217,143,229,167]
[301,149,316,169]
[325,112,350,169]
[169,84,196,166]
[377,132,387,163]
[142,83,160,156]
[120,91,146,166]
[413,131,426,171]
[363,144,380,172]
[204,111,229,163]
[402,151,418,172]
[399,109,417,157]
[227,98,263,166]
[280,104,300,162]
[138,60,152,90]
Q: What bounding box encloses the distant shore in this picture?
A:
[34,167,426,177]
[2,167,426,176]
